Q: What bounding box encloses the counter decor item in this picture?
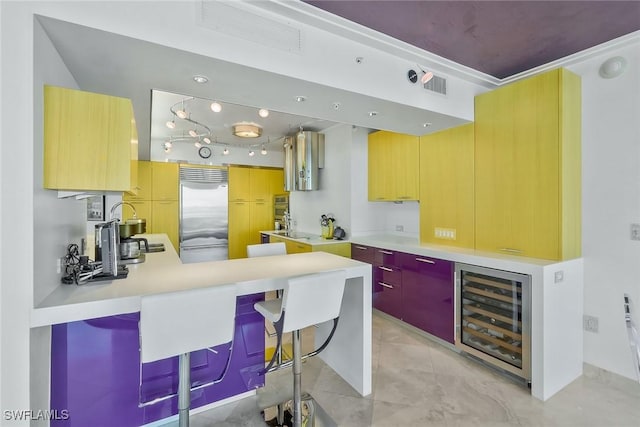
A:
[320,214,335,239]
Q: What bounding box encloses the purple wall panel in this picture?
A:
[51,294,265,427]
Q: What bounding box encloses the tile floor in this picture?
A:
[184,313,640,426]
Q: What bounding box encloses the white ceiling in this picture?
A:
[37,14,467,161]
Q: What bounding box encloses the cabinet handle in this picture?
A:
[416,257,435,264]
[378,250,393,255]
[355,246,368,250]
[157,201,173,205]
[378,282,394,289]
[378,266,394,272]
[500,248,522,254]
[398,196,412,199]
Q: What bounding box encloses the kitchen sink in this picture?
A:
[272,230,312,240]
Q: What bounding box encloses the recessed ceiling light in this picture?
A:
[423,122,432,128]
[223,148,229,155]
[210,101,222,112]
[261,145,268,155]
[258,108,269,118]
[294,95,307,102]
[248,150,255,157]
[193,75,209,84]
[368,111,378,117]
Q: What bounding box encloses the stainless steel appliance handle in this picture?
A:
[416,257,435,264]
[378,282,394,289]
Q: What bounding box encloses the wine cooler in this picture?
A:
[455,263,531,382]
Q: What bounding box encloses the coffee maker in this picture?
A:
[93,219,127,279]
[118,218,149,264]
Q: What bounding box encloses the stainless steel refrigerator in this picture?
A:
[179,167,228,264]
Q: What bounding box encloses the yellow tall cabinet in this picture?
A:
[43,85,138,192]
[123,161,179,252]
[368,131,419,201]
[419,124,475,248]
[228,166,285,259]
[474,68,581,260]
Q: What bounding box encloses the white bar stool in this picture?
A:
[139,284,237,427]
[247,242,286,258]
[254,270,347,427]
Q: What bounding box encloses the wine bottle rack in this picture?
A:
[456,263,531,381]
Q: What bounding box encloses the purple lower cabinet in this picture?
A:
[51,293,265,427]
[372,264,403,319]
[400,253,454,344]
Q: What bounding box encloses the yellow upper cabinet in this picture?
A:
[419,124,475,248]
[151,162,179,201]
[229,166,284,202]
[368,130,419,201]
[124,161,152,201]
[43,85,137,192]
[228,166,251,201]
[474,68,581,260]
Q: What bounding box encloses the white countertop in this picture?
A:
[350,234,560,273]
[32,234,369,327]
[260,230,349,246]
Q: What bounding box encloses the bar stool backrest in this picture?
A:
[140,284,237,363]
[247,242,287,258]
[281,270,347,334]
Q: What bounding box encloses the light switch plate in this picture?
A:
[435,227,456,240]
[631,223,640,241]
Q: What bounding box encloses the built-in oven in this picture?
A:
[274,194,289,224]
[455,263,531,384]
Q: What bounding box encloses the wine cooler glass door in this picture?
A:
[456,263,531,380]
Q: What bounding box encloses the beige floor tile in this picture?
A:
[194,313,640,427]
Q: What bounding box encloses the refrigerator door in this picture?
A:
[179,167,228,263]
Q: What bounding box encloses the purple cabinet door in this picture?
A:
[400,254,454,343]
[373,264,403,319]
[351,244,375,264]
[50,293,265,427]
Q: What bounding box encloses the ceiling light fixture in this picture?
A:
[203,136,211,144]
[368,111,378,117]
[192,75,209,84]
[248,150,255,157]
[258,108,269,118]
[166,119,176,129]
[194,141,202,148]
[233,122,262,138]
[223,148,229,155]
[261,144,267,155]
[175,100,188,119]
[188,129,198,137]
[423,122,432,128]
[210,101,222,112]
[294,95,307,102]
[421,71,434,84]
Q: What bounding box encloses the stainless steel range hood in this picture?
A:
[284,131,325,191]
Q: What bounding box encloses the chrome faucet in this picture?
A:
[109,201,137,221]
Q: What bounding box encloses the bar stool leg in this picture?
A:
[178,352,191,427]
[292,330,302,427]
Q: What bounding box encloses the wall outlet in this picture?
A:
[395,225,404,232]
[631,223,640,241]
[434,227,456,240]
[554,270,564,283]
[583,315,599,333]
[56,257,63,274]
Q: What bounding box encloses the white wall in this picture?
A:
[567,42,640,380]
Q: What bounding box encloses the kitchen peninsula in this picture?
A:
[32,234,372,426]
